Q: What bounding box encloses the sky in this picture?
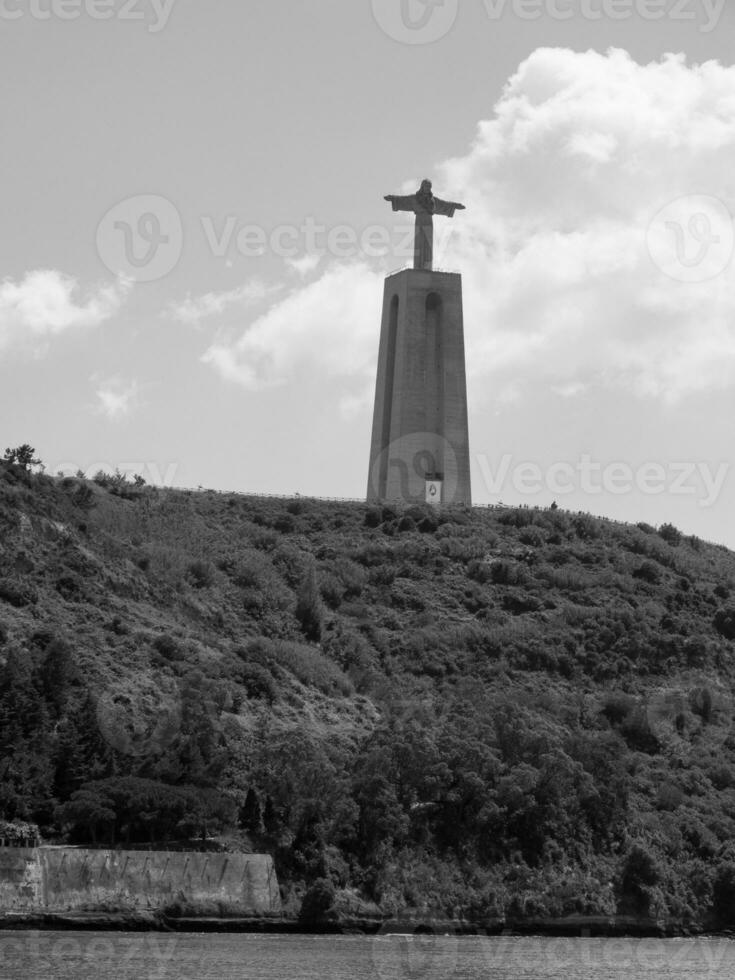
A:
[2,0,735,546]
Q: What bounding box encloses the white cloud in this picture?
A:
[285,253,322,279]
[203,48,735,408]
[438,47,735,403]
[203,262,383,393]
[93,376,140,421]
[167,280,278,325]
[0,270,128,354]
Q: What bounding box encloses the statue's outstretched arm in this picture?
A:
[384,194,417,213]
[433,197,466,217]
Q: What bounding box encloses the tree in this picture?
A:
[298,877,336,924]
[56,787,116,844]
[295,561,324,642]
[239,786,263,835]
[3,445,42,471]
[712,863,735,928]
[51,690,113,802]
[618,844,661,915]
[40,639,77,718]
[263,796,279,837]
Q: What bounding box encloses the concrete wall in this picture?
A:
[0,847,280,915]
[367,269,472,506]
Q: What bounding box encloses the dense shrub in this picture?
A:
[601,692,636,725]
[55,572,85,601]
[0,578,38,607]
[299,878,336,923]
[659,523,682,546]
[467,559,494,584]
[633,560,662,584]
[240,637,352,696]
[152,634,184,661]
[187,560,216,589]
[238,662,277,703]
[490,561,529,586]
[714,608,735,641]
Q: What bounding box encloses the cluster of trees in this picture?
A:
[3,457,735,927]
[0,636,233,846]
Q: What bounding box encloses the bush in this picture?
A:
[490,561,528,586]
[299,878,336,924]
[659,523,682,546]
[56,572,85,601]
[274,641,353,696]
[467,559,494,584]
[72,481,95,510]
[497,508,536,528]
[187,560,216,589]
[238,662,277,704]
[572,515,600,540]
[690,686,713,723]
[714,608,735,641]
[153,634,184,661]
[0,578,38,608]
[519,527,545,547]
[601,691,635,725]
[620,706,659,753]
[337,559,366,597]
[239,638,352,696]
[273,512,295,533]
[633,560,662,585]
[319,572,345,609]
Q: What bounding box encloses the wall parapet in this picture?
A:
[0,847,280,915]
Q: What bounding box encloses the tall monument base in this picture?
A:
[366,268,471,507]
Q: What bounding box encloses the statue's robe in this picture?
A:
[388,193,463,271]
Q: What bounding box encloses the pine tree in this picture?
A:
[295,561,324,642]
[239,786,263,835]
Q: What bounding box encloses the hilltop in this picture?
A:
[3,457,735,931]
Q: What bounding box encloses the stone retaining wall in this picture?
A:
[0,847,280,914]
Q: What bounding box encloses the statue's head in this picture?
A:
[419,179,432,194]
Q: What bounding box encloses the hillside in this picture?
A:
[3,458,735,930]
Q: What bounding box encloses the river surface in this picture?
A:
[1,931,734,980]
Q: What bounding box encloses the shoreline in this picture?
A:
[0,911,731,938]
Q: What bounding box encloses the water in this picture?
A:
[0,931,734,980]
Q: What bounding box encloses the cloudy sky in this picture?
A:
[2,0,735,545]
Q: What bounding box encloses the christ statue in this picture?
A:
[384,178,465,272]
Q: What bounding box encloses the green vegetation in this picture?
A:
[2,458,735,929]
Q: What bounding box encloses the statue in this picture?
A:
[384,178,465,272]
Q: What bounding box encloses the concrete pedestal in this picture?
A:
[367,268,471,506]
